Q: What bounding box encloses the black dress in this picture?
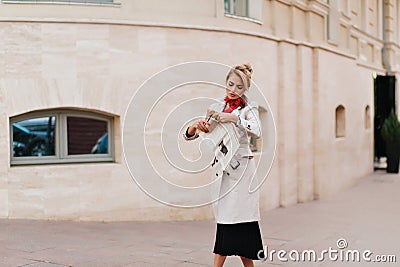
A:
[213,221,265,260]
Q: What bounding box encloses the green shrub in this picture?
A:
[382,110,400,143]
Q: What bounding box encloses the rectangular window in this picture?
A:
[224,0,262,22]
[225,0,249,17]
[10,110,114,165]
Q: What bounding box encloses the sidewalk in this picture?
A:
[1,171,399,267]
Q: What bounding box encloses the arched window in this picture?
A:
[364,105,371,129]
[335,105,346,138]
[10,109,114,165]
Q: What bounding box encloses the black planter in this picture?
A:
[386,142,400,173]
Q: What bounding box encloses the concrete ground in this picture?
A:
[1,170,399,267]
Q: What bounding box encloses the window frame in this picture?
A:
[225,0,249,17]
[10,109,114,166]
[224,0,263,24]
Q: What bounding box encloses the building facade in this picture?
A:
[0,0,399,221]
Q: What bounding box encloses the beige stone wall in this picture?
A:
[315,49,374,198]
[0,22,283,221]
[0,0,389,68]
[0,0,394,221]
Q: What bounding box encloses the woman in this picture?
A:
[184,63,265,267]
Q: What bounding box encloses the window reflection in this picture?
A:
[224,0,249,17]
[12,117,56,157]
[67,116,108,155]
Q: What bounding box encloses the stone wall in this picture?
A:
[0,0,389,221]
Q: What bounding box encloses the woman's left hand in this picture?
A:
[215,112,239,123]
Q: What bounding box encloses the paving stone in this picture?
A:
[0,171,399,266]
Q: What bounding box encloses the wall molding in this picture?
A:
[0,17,383,69]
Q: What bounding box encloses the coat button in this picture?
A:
[216,159,218,163]
[216,173,218,176]
[227,172,230,176]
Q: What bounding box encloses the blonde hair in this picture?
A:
[226,63,253,91]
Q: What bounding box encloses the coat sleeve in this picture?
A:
[183,102,221,141]
[183,127,199,141]
[236,101,262,139]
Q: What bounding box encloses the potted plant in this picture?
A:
[381,110,400,173]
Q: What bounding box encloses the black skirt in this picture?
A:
[213,221,265,260]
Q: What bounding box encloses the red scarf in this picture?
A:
[223,96,246,113]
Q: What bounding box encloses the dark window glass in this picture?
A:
[67,116,108,155]
[12,117,56,157]
[224,0,230,13]
[234,0,248,17]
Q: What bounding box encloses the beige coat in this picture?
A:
[184,96,262,224]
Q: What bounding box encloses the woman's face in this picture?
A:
[225,73,246,99]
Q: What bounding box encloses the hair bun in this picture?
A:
[234,63,253,80]
[226,63,253,90]
[242,63,253,75]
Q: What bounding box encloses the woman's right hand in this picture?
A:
[188,119,210,134]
